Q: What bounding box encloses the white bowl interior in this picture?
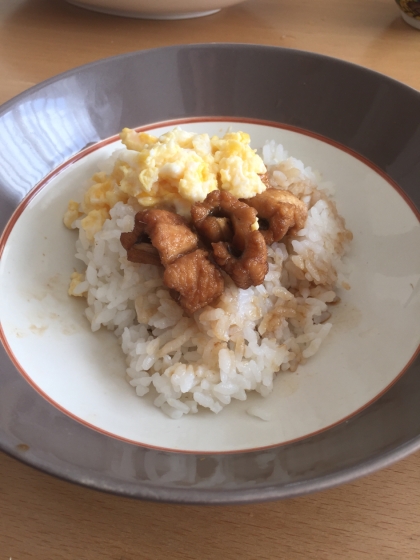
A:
[1,120,419,452]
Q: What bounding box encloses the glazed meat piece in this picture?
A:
[120,218,147,251]
[139,209,198,266]
[244,188,308,245]
[121,209,198,267]
[126,243,161,266]
[121,209,224,314]
[191,190,258,252]
[192,190,268,289]
[194,215,233,245]
[164,249,225,315]
[212,230,268,290]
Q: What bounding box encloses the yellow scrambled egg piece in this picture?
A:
[211,132,266,198]
[80,208,109,242]
[64,127,267,239]
[68,272,86,297]
[118,128,219,209]
[63,200,83,229]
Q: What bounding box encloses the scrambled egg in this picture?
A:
[64,127,267,240]
[68,272,87,297]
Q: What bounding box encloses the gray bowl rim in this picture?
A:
[0,43,419,504]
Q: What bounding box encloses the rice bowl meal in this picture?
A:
[2,41,420,505]
[64,127,353,419]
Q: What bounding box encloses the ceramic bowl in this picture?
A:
[64,0,245,19]
[0,45,419,504]
[395,0,420,29]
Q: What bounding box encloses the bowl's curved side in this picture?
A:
[65,0,243,19]
[0,44,419,503]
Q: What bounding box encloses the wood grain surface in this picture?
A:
[2,451,420,559]
[1,0,420,557]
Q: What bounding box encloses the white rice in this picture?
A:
[71,141,352,418]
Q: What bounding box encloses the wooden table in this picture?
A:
[1,0,420,557]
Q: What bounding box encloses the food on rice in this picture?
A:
[64,127,353,418]
[163,248,225,315]
[120,208,225,313]
[244,187,308,245]
[192,189,259,247]
[121,208,199,267]
[191,190,269,290]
